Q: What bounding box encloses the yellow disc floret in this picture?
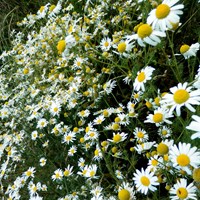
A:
[141,176,150,186]
[156,4,170,19]
[117,42,126,53]
[157,143,169,155]
[173,89,190,104]
[57,40,66,54]
[177,154,190,167]
[113,134,122,143]
[137,24,153,39]
[118,189,130,200]
[180,44,190,54]
[176,188,188,199]
[153,113,163,123]
[193,168,200,182]
[137,72,146,82]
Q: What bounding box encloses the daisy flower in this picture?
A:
[68,145,77,156]
[133,66,155,91]
[169,142,200,175]
[118,182,135,200]
[133,168,159,195]
[62,131,76,144]
[24,167,36,178]
[158,126,172,138]
[135,142,156,154]
[160,82,200,116]
[133,127,149,143]
[63,165,73,177]
[127,23,166,47]
[51,169,63,181]
[147,0,184,31]
[39,157,47,167]
[115,170,124,180]
[93,114,105,125]
[85,164,98,179]
[147,155,163,172]
[186,115,200,139]
[100,37,112,51]
[37,118,48,129]
[169,178,197,200]
[108,132,128,144]
[180,43,200,59]
[50,101,61,116]
[31,131,38,140]
[102,80,117,94]
[93,146,103,161]
[144,107,173,127]
[113,39,134,57]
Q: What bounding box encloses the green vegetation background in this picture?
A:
[0,0,57,53]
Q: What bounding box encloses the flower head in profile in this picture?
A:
[127,23,166,47]
[160,82,200,116]
[133,66,155,91]
[186,115,200,139]
[133,168,159,195]
[169,178,197,200]
[147,0,184,31]
[180,43,200,59]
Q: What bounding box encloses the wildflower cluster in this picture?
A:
[0,0,200,199]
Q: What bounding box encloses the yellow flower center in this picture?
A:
[162,130,167,136]
[103,110,109,117]
[90,132,95,137]
[49,5,56,12]
[156,4,170,19]
[180,45,190,54]
[113,134,122,142]
[151,159,158,166]
[104,41,109,47]
[26,171,32,177]
[173,89,190,104]
[57,40,66,54]
[154,97,160,106]
[137,72,146,82]
[137,131,144,138]
[115,117,121,123]
[53,107,58,112]
[117,42,126,53]
[90,171,95,177]
[112,123,120,130]
[176,188,188,199]
[193,168,200,182]
[177,154,190,167]
[157,143,169,155]
[137,24,153,39]
[94,149,99,156]
[23,68,29,74]
[140,176,150,186]
[153,113,163,123]
[146,101,152,108]
[64,170,70,176]
[39,6,45,13]
[66,135,72,141]
[118,189,130,200]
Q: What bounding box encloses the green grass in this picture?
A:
[0,0,57,53]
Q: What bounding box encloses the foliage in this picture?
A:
[0,0,200,199]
